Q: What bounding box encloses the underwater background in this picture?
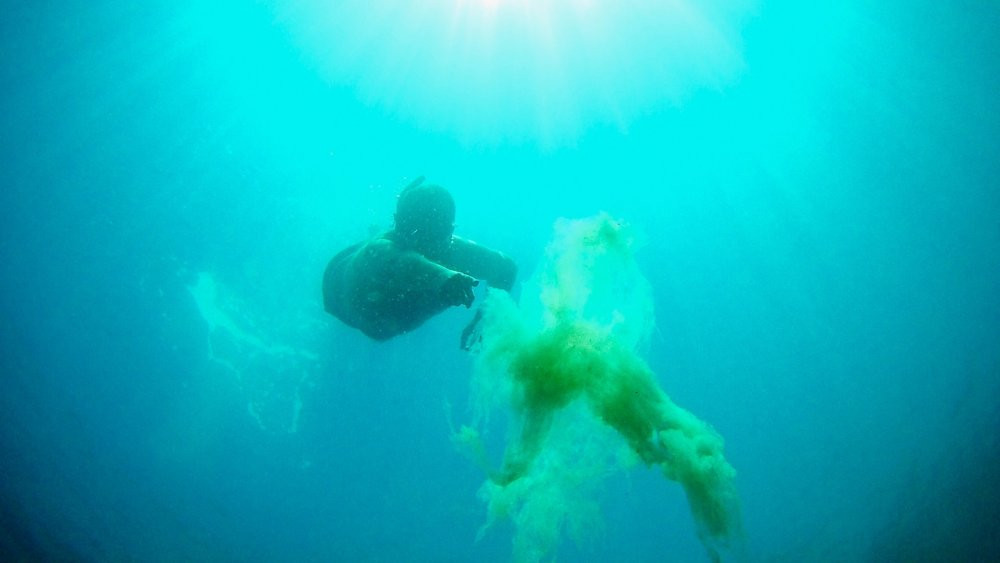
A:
[1,0,998,561]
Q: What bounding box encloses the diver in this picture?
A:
[323,177,517,348]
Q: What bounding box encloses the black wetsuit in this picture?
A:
[323,234,516,340]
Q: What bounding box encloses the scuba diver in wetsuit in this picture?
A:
[323,177,516,348]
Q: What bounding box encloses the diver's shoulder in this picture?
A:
[355,232,412,262]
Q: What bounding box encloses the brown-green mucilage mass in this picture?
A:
[461,214,741,561]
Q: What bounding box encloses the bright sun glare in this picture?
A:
[279,0,751,146]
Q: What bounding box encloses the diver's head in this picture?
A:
[393,179,455,258]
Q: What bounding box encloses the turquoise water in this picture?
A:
[1,1,998,560]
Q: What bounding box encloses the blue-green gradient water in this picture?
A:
[2,1,998,561]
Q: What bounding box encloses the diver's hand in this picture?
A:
[441,273,479,308]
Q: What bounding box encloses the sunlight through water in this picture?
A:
[276,0,754,146]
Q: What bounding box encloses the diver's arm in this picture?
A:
[382,241,482,309]
[444,236,518,291]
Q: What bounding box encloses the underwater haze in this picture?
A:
[2,0,998,561]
